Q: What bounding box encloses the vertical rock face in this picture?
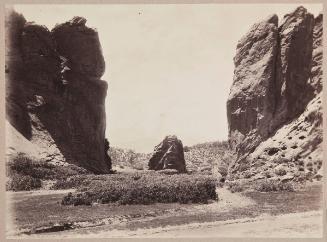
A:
[5,9,111,173]
[5,10,31,139]
[310,14,323,94]
[52,17,105,79]
[273,7,314,129]
[227,14,279,153]
[228,7,317,154]
[227,7,323,181]
[148,135,187,173]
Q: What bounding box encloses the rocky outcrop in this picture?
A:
[227,7,323,181]
[227,14,279,153]
[5,9,111,173]
[272,7,314,130]
[52,17,105,79]
[310,13,323,94]
[148,135,187,173]
[228,93,323,182]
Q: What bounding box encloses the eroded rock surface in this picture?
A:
[227,14,279,153]
[310,13,323,94]
[148,135,187,173]
[5,9,111,173]
[227,7,323,182]
[273,6,314,130]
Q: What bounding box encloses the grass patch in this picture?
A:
[61,173,217,205]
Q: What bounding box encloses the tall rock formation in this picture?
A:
[5,9,111,173]
[227,7,323,182]
[227,14,279,154]
[272,7,314,130]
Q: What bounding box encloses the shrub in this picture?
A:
[61,173,217,205]
[254,179,295,192]
[6,154,54,177]
[6,153,90,182]
[50,174,102,190]
[243,170,253,178]
[274,167,287,176]
[6,174,42,191]
[217,165,228,177]
[306,162,313,167]
[226,181,246,193]
[157,169,179,175]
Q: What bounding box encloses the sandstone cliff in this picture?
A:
[5,9,111,173]
[227,7,323,182]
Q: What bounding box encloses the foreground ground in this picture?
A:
[6,182,323,238]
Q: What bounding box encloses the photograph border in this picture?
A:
[0,0,325,241]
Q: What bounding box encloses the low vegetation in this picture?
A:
[109,147,150,170]
[226,178,301,193]
[61,172,217,205]
[109,141,235,180]
[6,153,90,191]
[6,174,42,191]
[254,179,296,192]
[185,141,234,176]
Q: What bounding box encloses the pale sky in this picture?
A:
[14,4,322,153]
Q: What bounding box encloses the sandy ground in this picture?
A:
[128,210,323,238]
[14,210,322,238]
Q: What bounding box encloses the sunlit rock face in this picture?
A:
[227,7,323,182]
[227,14,279,154]
[6,9,111,173]
[148,135,187,173]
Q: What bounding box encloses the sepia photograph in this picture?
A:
[3,2,324,239]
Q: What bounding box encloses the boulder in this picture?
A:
[148,135,187,173]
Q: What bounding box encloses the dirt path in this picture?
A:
[13,210,322,238]
[129,210,323,238]
[7,183,323,238]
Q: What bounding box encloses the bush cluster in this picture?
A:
[6,174,42,191]
[6,153,89,191]
[61,173,217,206]
[226,181,247,193]
[254,179,295,192]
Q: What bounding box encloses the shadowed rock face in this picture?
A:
[5,10,111,173]
[227,7,323,182]
[52,17,105,79]
[273,6,314,130]
[5,10,31,139]
[148,135,187,173]
[310,13,323,94]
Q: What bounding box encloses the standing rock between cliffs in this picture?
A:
[148,135,187,173]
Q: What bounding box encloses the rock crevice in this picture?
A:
[227,7,323,180]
